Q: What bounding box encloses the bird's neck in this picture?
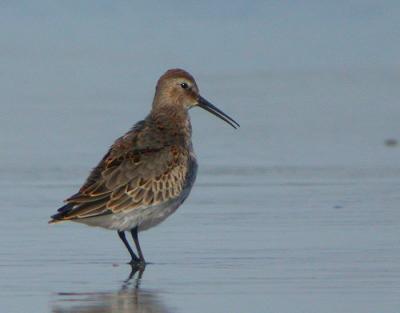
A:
[149,105,192,144]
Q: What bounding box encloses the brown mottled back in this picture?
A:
[52,118,191,220]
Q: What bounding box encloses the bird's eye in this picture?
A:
[180,82,189,89]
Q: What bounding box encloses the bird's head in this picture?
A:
[152,69,239,129]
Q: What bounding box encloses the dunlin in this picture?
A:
[49,69,239,265]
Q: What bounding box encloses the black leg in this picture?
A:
[131,227,145,263]
[118,231,139,263]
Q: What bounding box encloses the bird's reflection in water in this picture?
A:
[52,266,171,313]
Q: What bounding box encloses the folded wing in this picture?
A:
[50,124,188,222]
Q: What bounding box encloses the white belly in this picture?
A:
[73,198,182,232]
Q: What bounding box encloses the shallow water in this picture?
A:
[1,163,400,313]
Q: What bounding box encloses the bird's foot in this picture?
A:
[128,258,146,269]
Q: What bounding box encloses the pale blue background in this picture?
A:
[1,1,400,170]
[1,2,399,313]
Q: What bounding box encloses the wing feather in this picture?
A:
[50,123,189,222]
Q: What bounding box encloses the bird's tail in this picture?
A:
[48,203,74,224]
[48,218,64,224]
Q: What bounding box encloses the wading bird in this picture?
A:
[49,69,239,265]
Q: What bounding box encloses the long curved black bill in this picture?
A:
[198,96,240,129]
